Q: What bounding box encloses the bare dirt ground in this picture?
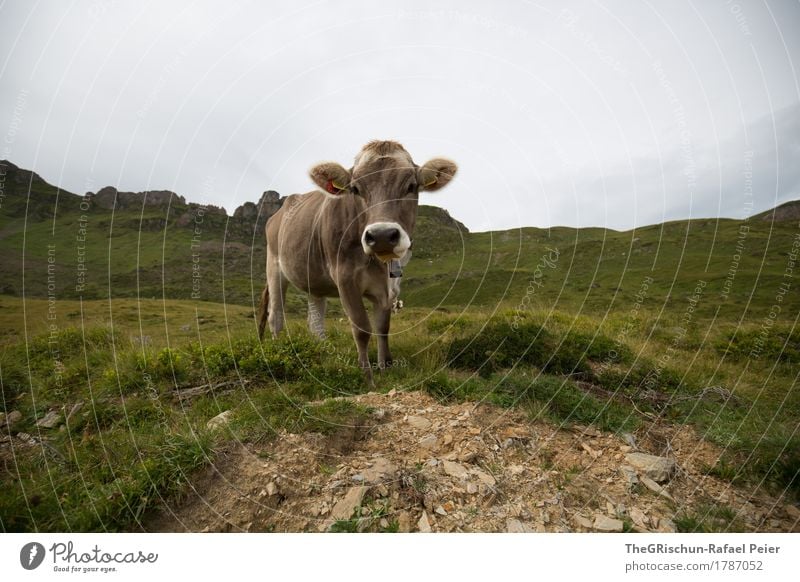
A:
[146,390,800,533]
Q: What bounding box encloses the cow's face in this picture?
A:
[309,141,457,262]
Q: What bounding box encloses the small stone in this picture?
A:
[619,445,632,453]
[506,518,536,533]
[397,510,413,532]
[442,501,455,513]
[621,432,637,448]
[581,442,602,459]
[372,408,386,420]
[266,482,279,497]
[466,483,478,494]
[418,510,432,533]
[36,410,61,429]
[620,465,639,485]
[458,450,478,463]
[471,467,496,486]
[351,474,365,482]
[630,507,649,529]
[655,517,676,533]
[329,486,368,522]
[593,515,624,532]
[66,402,84,423]
[442,433,454,446]
[407,415,431,430]
[259,489,268,498]
[468,427,481,435]
[206,410,233,431]
[442,460,469,480]
[435,505,447,516]
[379,518,389,529]
[573,514,593,529]
[574,425,602,437]
[361,457,397,483]
[625,452,676,483]
[640,476,674,501]
[606,501,616,516]
[387,388,397,396]
[419,434,439,450]
[508,464,525,476]
[3,410,22,427]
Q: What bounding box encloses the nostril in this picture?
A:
[365,231,376,246]
[388,228,400,245]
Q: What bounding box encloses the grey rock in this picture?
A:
[417,510,432,532]
[442,460,469,480]
[418,434,439,450]
[471,467,496,486]
[506,518,536,533]
[361,457,397,483]
[625,452,676,482]
[593,515,624,532]
[2,410,22,428]
[620,465,639,486]
[630,507,650,529]
[207,410,233,431]
[655,517,677,532]
[573,514,594,529]
[66,402,83,423]
[640,476,674,501]
[329,486,368,522]
[36,410,61,429]
[406,415,431,430]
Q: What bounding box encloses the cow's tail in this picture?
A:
[258,283,269,340]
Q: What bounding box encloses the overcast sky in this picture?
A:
[1,0,799,231]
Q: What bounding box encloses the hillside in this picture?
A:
[2,159,799,322]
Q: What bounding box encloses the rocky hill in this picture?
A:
[0,160,466,304]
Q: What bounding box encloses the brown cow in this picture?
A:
[257,140,457,385]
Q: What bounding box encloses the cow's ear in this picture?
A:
[419,158,458,192]
[309,162,352,196]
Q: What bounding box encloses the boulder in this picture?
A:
[207,410,233,431]
[625,452,676,482]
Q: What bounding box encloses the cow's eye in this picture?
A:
[351,185,360,196]
[407,183,417,195]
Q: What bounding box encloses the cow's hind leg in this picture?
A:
[338,286,374,387]
[267,252,288,338]
[257,284,269,340]
[307,295,327,339]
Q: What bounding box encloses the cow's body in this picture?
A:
[258,141,456,385]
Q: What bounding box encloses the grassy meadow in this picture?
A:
[1,160,799,532]
[1,294,798,532]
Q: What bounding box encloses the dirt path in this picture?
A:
[146,390,800,533]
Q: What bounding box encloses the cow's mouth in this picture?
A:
[376,252,399,262]
[362,221,411,262]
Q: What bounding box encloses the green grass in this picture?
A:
[2,296,798,532]
[2,162,800,530]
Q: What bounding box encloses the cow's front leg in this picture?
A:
[372,302,392,370]
[338,286,374,387]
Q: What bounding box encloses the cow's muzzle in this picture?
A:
[362,222,411,262]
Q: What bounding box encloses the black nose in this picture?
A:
[364,226,402,254]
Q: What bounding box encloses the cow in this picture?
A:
[257,140,457,386]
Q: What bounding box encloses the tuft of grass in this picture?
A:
[674,504,743,533]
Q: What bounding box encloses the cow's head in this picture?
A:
[309,140,457,262]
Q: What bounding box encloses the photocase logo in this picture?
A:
[20,542,46,570]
